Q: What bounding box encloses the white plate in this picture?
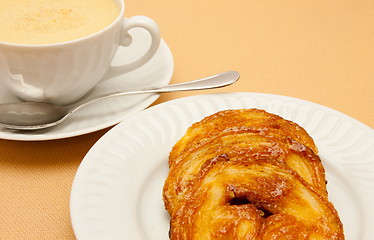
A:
[0,28,174,141]
[70,92,374,240]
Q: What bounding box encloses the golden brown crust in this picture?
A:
[169,109,318,165]
[163,109,344,239]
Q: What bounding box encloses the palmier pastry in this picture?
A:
[163,109,344,239]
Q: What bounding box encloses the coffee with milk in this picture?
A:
[0,0,161,105]
[0,0,119,45]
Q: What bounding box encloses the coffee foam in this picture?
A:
[0,0,119,45]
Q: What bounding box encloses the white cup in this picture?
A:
[0,0,161,105]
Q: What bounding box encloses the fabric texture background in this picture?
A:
[0,0,373,239]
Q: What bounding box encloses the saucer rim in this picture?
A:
[0,37,174,141]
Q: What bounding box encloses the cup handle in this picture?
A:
[102,16,161,80]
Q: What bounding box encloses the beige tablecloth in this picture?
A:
[1,0,373,239]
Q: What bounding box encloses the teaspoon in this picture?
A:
[0,71,239,130]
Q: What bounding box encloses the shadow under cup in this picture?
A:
[0,0,161,105]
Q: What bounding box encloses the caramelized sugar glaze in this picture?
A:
[163,109,344,239]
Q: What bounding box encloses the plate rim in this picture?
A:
[70,92,374,239]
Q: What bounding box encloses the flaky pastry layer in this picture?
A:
[163,109,344,240]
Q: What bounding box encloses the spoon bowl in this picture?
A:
[0,71,239,130]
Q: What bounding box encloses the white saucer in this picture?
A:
[0,28,174,141]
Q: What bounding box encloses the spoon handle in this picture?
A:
[71,71,239,113]
[104,71,238,96]
[143,71,239,93]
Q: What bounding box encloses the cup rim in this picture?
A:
[0,0,125,48]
